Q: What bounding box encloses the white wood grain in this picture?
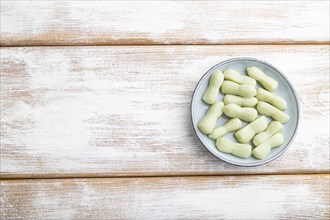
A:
[1,175,329,219]
[1,1,329,46]
[0,45,329,178]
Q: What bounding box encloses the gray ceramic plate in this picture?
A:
[191,57,299,166]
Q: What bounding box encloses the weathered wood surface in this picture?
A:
[1,175,329,219]
[1,1,329,46]
[1,1,329,218]
[1,45,329,178]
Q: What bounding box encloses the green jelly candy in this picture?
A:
[256,88,287,110]
[224,94,258,107]
[209,118,242,139]
[235,116,268,144]
[223,103,258,122]
[202,70,224,105]
[257,101,289,123]
[224,69,256,86]
[198,102,224,134]
[221,80,256,98]
[216,138,252,158]
[253,121,284,146]
[247,66,278,92]
[252,133,284,159]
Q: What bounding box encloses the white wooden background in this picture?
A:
[0,1,329,219]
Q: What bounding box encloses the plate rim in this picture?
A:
[190,57,300,167]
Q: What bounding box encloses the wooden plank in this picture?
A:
[1,175,329,219]
[1,1,329,46]
[0,45,329,178]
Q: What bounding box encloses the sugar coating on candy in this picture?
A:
[216,138,252,158]
[209,118,242,140]
[198,102,224,134]
[223,103,258,122]
[202,70,224,105]
[247,66,278,92]
[224,69,256,86]
[235,116,269,144]
[221,80,257,98]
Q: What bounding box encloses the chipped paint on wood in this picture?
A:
[1,175,329,219]
[0,46,329,178]
[1,1,329,46]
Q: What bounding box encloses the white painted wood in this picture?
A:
[1,175,329,219]
[1,1,329,45]
[1,46,329,178]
